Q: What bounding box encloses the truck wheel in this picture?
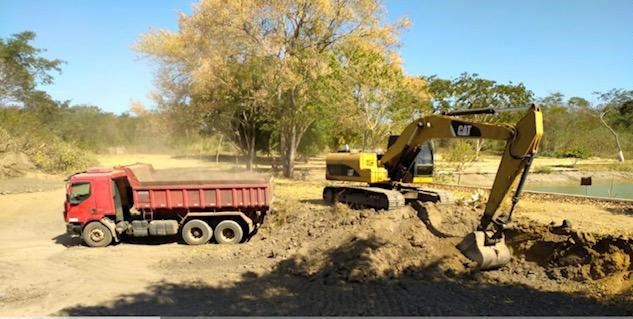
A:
[214,220,243,244]
[82,222,113,247]
[182,219,212,245]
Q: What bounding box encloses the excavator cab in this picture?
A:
[387,136,434,184]
[412,142,434,183]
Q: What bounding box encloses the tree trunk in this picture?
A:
[600,110,625,162]
[245,133,255,171]
[216,134,224,164]
[282,124,297,178]
[199,134,204,160]
[474,139,485,160]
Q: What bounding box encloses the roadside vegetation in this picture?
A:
[1,0,632,179]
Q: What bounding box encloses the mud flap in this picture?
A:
[100,217,119,242]
[457,231,511,270]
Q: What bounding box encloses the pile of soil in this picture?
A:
[173,195,474,284]
[267,190,632,296]
[0,151,35,178]
[507,220,633,293]
[165,184,633,311]
[280,205,471,284]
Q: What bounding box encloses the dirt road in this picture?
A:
[0,154,632,315]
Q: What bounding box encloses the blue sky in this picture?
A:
[1,0,631,114]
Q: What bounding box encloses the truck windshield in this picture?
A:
[70,182,91,203]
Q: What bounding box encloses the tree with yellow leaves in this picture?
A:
[137,0,410,176]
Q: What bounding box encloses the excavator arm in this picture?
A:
[380,112,515,181]
[381,104,543,268]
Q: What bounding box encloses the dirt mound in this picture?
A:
[418,201,482,238]
[283,206,469,283]
[0,128,16,153]
[271,193,633,297]
[172,193,473,286]
[547,234,631,282]
[0,151,35,178]
[0,128,34,178]
[241,194,490,286]
[165,183,632,308]
[506,219,633,296]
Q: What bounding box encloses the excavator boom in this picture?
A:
[382,105,543,227]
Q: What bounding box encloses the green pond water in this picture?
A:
[526,183,633,200]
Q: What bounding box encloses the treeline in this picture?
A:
[538,90,633,160]
[0,32,188,174]
[424,73,633,161]
[137,0,632,177]
[0,101,178,173]
[2,1,632,177]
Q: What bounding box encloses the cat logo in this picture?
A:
[450,120,481,137]
[457,125,472,136]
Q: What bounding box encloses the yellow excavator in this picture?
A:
[323,104,543,269]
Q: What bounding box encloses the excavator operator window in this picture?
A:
[414,141,434,177]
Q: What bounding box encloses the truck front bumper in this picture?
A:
[66,224,82,237]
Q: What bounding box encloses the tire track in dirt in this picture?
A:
[0,189,182,315]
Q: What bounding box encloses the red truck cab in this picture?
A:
[64,164,272,247]
[64,167,125,240]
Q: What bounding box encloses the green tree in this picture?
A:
[0,31,64,105]
[596,88,633,129]
[425,73,533,158]
[334,45,430,150]
[538,92,564,107]
[567,96,590,109]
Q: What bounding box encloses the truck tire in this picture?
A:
[214,220,243,244]
[82,221,113,247]
[182,219,212,245]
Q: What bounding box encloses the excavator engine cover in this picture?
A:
[457,231,511,270]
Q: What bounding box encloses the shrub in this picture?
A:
[560,146,592,160]
[27,138,96,173]
[532,166,552,174]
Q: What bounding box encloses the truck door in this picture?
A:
[67,181,97,223]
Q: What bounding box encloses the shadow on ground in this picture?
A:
[52,233,182,247]
[300,199,329,206]
[53,229,262,247]
[52,233,83,247]
[607,207,633,216]
[58,236,631,316]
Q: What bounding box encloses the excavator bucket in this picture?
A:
[457,231,511,270]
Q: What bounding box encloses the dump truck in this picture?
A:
[63,163,272,247]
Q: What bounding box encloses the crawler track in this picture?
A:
[323,186,405,210]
